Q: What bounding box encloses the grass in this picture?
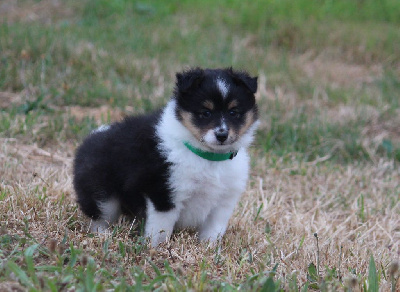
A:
[1,0,400,290]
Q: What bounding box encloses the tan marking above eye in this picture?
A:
[227,100,238,110]
[202,100,215,110]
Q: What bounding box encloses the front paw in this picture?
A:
[90,219,110,234]
[199,229,224,243]
[201,236,223,250]
[148,229,171,247]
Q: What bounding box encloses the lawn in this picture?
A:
[0,0,399,290]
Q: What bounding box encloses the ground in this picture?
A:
[0,0,399,291]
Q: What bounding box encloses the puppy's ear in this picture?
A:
[176,68,205,93]
[231,70,258,94]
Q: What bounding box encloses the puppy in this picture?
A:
[73,67,259,246]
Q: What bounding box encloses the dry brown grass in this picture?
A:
[1,127,399,289]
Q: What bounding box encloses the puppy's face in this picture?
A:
[174,68,258,152]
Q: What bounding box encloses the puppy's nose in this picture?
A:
[215,128,228,142]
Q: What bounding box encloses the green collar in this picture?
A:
[183,142,238,161]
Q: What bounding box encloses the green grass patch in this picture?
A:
[257,104,372,163]
[1,0,399,156]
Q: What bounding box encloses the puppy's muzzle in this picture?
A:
[215,128,229,142]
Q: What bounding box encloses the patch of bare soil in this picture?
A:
[295,52,384,89]
[67,105,126,123]
[362,108,400,154]
[0,0,73,24]
[0,281,25,292]
[0,92,23,109]
[0,138,73,191]
[324,105,400,143]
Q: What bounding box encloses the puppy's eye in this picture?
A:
[229,109,241,118]
[199,110,212,119]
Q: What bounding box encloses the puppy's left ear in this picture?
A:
[231,70,258,94]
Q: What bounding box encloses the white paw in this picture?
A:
[199,231,223,243]
[145,198,179,247]
[90,219,109,233]
[149,229,171,247]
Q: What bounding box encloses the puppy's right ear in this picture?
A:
[176,68,204,93]
[230,69,258,94]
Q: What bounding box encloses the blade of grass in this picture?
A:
[7,261,35,290]
[24,243,40,285]
[368,254,379,292]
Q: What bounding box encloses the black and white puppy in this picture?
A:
[73,67,259,246]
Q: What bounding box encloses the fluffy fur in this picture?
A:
[73,67,259,246]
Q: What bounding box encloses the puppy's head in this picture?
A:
[174,68,258,152]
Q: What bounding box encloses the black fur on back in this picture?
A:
[73,110,173,221]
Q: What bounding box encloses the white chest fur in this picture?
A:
[171,149,249,229]
[147,99,256,245]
